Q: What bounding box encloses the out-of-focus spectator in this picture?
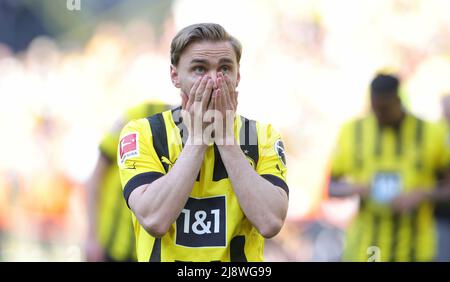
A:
[18,113,75,258]
[0,0,50,52]
[435,94,450,261]
[0,171,10,260]
[328,74,450,261]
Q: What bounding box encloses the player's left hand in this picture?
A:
[391,190,429,213]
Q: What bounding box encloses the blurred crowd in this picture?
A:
[1,0,450,261]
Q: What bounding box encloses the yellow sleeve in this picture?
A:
[256,124,289,196]
[100,103,168,161]
[330,122,353,179]
[117,118,166,207]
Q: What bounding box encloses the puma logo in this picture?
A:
[124,162,136,170]
[161,156,175,170]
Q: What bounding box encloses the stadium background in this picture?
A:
[0,0,450,261]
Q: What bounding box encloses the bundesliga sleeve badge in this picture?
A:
[274,139,286,167]
[119,133,139,164]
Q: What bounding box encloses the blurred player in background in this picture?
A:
[328,74,450,262]
[118,23,289,262]
[435,94,450,261]
[85,102,170,262]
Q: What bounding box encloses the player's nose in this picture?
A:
[208,71,218,89]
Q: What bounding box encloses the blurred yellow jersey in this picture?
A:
[331,113,450,262]
[118,106,288,262]
[97,102,169,261]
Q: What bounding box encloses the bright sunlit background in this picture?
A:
[0,0,450,261]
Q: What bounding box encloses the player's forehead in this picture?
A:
[179,40,237,65]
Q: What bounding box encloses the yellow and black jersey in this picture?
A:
[97,102,169,262]
[330,112,450,262]
[117,106,288,262]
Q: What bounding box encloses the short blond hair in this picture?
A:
[170,23,242,66]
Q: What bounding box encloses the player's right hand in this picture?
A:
[181,75,215,146]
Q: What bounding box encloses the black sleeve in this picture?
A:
[261,174,289,198]
[123,172,165,208]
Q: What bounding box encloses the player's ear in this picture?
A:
[236,69,241,88]
[170,64,180,88]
